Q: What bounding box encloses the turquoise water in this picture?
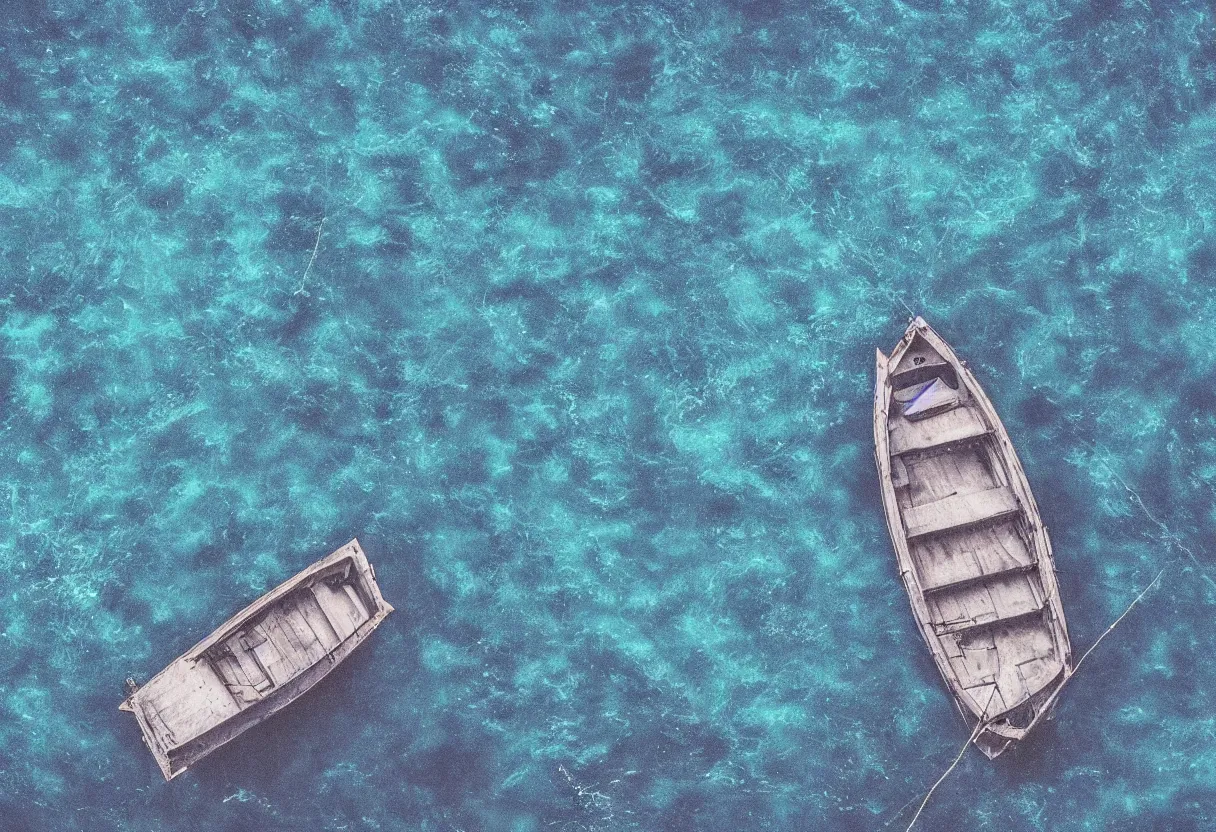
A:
[2,0,1215,829]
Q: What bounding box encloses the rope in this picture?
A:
[1071,566,1166,674]
[902,689,996,832]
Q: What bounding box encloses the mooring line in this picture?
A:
[902,689,996,832]
[1071,566,1166,675]
[1091,452,1215,590]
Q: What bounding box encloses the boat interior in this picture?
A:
[204,559,374,709]
[886,332,1066,721]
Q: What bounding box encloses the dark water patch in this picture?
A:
[407,40,463,91]
[642,143,710,186]
[256,11,336,73]
[659,786,712,832]
[187,201,234,258]
[176,71,233,134]
[504,346,554,387]
[509,129,570,189]
[142,178,187,213]
[584,261,629,289]
[612,41,659,102]
[407,729,495,808]
[443,129,510,189]
[1082,193,1113,223]
[696,489,743,526]
[4,0,73,44]
[48,128,88,166]
[0,803,50,832]
[697,189,747,239]
[313,80,359,131]
[1038,151,1103,199]
[1193,37,1216,107]
[1187,240,1216,280]
[267,190,327,253]
[1019,389,1063,430]
[445,446,492,489]
[1146,90,1187,146]
[372,220,416,264]
[729,0,785,23]
[1179,371,1216,416]
[485,279,564,330]
[273,294,323,347]
[1032,204,1084,242]
[0,56,34,111]
[1109,811,1202,832]
[0,354,16,402]
[805,160,852,204]
[724,570,789,631]
[170,14,214,59]
[1110,270,1188,331]
[141,0,199,27]
[1059,0,1128,41]
[373,151,425,205]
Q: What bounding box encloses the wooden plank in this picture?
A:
[901,443,1000,506]
[142,662,242,746]
[903,485,1019,539]
[312,582,369,640]
[911,520,1034,592]
[929,570,1044,632]
[889,403,989,455]
[923,562,1038,595]
[934,605,1045,636]
[231,638,273,693]
[281,595,329,665]
[297,590,341,650]
[212,653,262,706]
[252,621,298,686]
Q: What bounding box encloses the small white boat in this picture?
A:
[874,318,1072,758]
[120,539,393,779]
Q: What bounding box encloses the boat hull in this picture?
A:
[120,539,393,780]
[874,318,1071,757]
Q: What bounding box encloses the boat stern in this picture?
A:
[974,727,1015,759]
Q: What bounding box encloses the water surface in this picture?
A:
[2,1,1215,829]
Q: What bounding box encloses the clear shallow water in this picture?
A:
[1,0,1215,829]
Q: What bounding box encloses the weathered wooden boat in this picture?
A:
[120,539,393,780]
[874,318,1071,758]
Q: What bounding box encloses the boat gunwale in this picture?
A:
[874,317,1073,743]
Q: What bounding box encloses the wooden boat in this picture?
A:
[874,318,1071,758]
[119,539,393,780]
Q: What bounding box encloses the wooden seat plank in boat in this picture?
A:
[252,620,300,686]
[282,600,329,666]
[313,581,370,640]
[923,562,1038,595]
[233,644,272,692]
[291,591,341,653]
[888,404,990,456]
[902,485,1019,539]
[929,570,1047,636]
[911,521,1033,593]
